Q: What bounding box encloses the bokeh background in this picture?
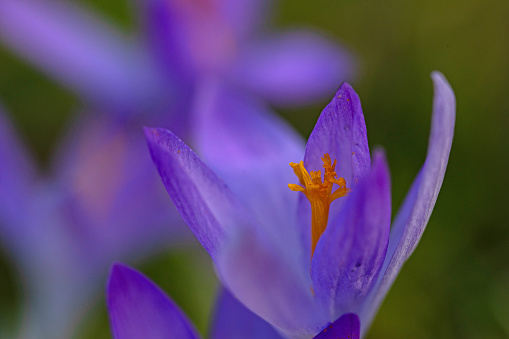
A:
[0,0,508,338]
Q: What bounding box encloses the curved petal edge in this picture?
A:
[144,127,244,262]
[360,71,456,332]
[311,150,391,319]
[107,263,201,339]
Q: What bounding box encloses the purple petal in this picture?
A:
[230,30,356,106]
[216,0,269,39]
[210,288,283,339]
[134,0,196,84]
[145,127,245,262]
[360,72,456,332]
[299,82,371,259]
[216,228,327,338]
[192,81,305,263]
[193,81,304,172]
[311,151,391,319]
[313,313,360,339]
[51,115,186,261]
[0,105,36,234]
[136,0,239,81]
[0,0,161,112]
[304,82,371,185]
[107,263,201,339]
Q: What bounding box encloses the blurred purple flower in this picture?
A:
[0,108,190,338]
[0,0,354,336]
[0,0,355,118]
[145,72,455,337]
[106,263,360,339]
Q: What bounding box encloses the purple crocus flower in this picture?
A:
[145,72,455,338]
[106,263,360,339]
[0,0,353,337]
[0,0,354,119]
[0,107,188,338]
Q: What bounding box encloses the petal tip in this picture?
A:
[107,262,136,297]
[431,71,455,107]
[430,71,456,135]
[109,262,130,278]
[430,70,447,84]
[143,126,162,142]
[143,127,181,155]
[371,148,386,161]
[338,81,353,89]
[372,148,389,173]
[336,81,356,97]
[371,148,391,195]
[334,81,362,114]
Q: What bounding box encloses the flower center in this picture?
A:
[289,154,349,258]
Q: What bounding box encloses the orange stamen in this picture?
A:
[289,154,349,258]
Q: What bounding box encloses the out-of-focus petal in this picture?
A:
[0,0,162,113]
[299,82,371,258]
[360,72,456,332]
[210,288,283,339]
[135,0,195,84]
[193,80,304,172]
[107,263,201,339]
[313,313,360,339]
[311,151,391,320]
[216,228,326,339]
[192,80,305,264]
[230,31,355,106]
[216,0,269,39]
[51,115,186,262]
[0,105,36,234]
[136,0,237,80]
[145,127,245,262]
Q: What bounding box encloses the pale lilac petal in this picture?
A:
[107,263,201,339]
[136,0,267,80]
[136,0,238,79]
[231,31,355,106]
[193,81,304,173]
[313,313,360,339]
[0,105,36,234]
[311,151,391,320]
[210,288,283,339]
[134,0,196,84]
[51,115,186,261]
[217,0,269,39]
[299,82,371,259]
[192,81,305,264]
[304,82,371,184]
[145,127,245,262]
[216,228,327,338]
[360,72,456,332]
[0,0,161,112]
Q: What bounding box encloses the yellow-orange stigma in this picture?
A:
[288,154,349,258]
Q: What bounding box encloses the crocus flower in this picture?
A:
[106,263,360,339]
[145,72,455,338]
[0,0,355,120]
[0,0,354,337]
[0,107,188,338]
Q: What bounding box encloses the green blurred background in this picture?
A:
[1,0,508,338]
